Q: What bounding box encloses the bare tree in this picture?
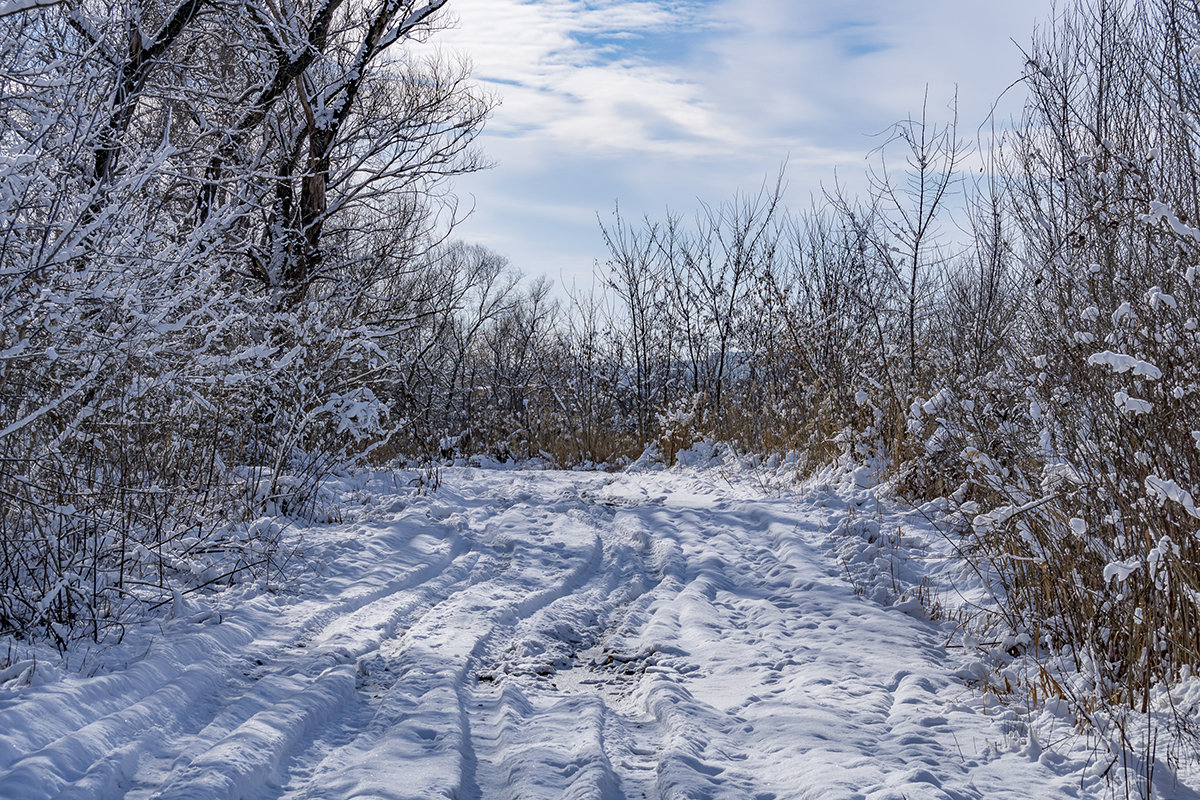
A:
[861,90,965,392]
[600,205,667,443]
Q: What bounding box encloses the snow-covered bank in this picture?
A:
[0,465,1190,799]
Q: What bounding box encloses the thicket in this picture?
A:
[0,0,491,644]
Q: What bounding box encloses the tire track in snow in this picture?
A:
[455,483,775,800]
[613,500,788,800]
[459,501,666,800]
[580,476,989,800]
[276,481,619,799]
[124,511,480,800]
[0,500,474,800]
[675,488,986,800]
[0,468,1108,799]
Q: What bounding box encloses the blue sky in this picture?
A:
[432,0,1051,293]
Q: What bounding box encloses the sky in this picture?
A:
[428,0,1052,294]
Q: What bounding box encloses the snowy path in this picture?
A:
[0,467,1101,799]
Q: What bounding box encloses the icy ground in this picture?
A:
[0,465,1172,799]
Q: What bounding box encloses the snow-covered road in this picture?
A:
[0,467,1104,799]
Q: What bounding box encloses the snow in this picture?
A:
[1112,301,1135,324]
[0,465,1182,799]
[1145,474,1200,519]
[1087,350,1162,380]
[1140,199,1200,242]
[0,0,61,17]
[1103,559,1141,584]
[1147,286,1178,310]
[1114,390,1153,415]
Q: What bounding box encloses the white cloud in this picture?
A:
[435,0,738,157]
[424,0,1053,287]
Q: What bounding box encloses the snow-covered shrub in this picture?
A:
[931,4,1200,786]
[657,393,705,465]
[0,0,488,643]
